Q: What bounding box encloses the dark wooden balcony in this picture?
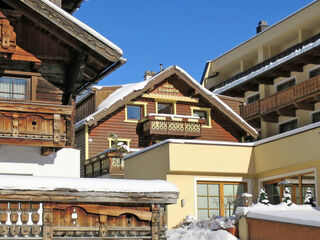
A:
[84,150,124,178]
[139,114,206,138]
[0,175,178,239]
[240,75,320,126]
[0,100,74,148]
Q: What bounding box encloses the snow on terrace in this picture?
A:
[214,38,320,94]
[0,175,178,193]
[236,203,320,227]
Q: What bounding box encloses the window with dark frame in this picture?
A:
[309,67,320,79]
[312,111,320,123]
[276,78,295,92]
[279,119,298,133]
[193,110,209,125]
[0,76,28,100]
[247,93,260,104]
[157,103,172,114]
[127,105,143,120]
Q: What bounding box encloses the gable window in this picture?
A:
[191,107,211,128]
[0,76,28,100]
[197,182,246,219]
[311,111,320,123]
[279,119,297,133]
[157,102,173,114]
[309,66,320,79]
[246,93,260,104]
[276,78,295,92]
[125,102,147,123]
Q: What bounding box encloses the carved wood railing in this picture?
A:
[240,75,320,119]
[0,100,74,148]
[84,150,124,178]
[140,114,206,138]
[0,176,178,239]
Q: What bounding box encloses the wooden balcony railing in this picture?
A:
[0,175,178,239]
[0,100,74,148]
[84,149,124,178]
[240,75,320,119]
[140,114,206,138]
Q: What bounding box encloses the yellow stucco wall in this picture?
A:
[124,143,170,180]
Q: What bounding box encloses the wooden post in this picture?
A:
[43,203,53,240]
[53,114,61,143]
[0,202,9,237]
[12,113,19,137]
[152,204,161,240]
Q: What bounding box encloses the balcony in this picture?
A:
[0,100,74,148]
[0,175,178,239]
[84,149,124,178]
[139,114,206,138]
[240,75,320,126]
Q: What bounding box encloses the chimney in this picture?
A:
[256,20,268,34]
[49,0,62,8]
[144,71,156,81]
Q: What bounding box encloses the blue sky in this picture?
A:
[74,0,314,86]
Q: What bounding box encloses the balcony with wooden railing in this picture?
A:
[0,100,74,149]
[240,75,320,124]
[139,114,206,138]
[0,175,178,239]
[84,149,124,178]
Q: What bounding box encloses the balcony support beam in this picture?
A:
[260,114,279,123]
[294,102,314,111]
[276,108,296,117]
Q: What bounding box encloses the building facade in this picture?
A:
[75,66,258,177]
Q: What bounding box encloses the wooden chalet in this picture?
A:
[76,66,258,177]
[0,175,178,239]
[0,0,125,154]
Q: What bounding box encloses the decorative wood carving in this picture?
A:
[0,11,16,55]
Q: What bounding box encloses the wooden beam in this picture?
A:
[240,84,259,92]
[305,56,320,65]
[261,114,279,123]
[256,76,274,85]
[285,64,304,72]
[276,108,296,117]
[271,69,291,78]
[294,102,314,111]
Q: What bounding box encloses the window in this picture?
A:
[276,78,295,92]
[247,93,260,104]
[309,66,320,78]
[157,102,173,114]
[263,171,316,205]
[0,76,28,100]
[279,119,297,133]
[191,107,211,128]
[197,182,246,219]
[125,102,147,122]
[108,138,131,149]
[312,111,320,123]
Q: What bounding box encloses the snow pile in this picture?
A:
[167,215,238,240]
[236,203,320,227]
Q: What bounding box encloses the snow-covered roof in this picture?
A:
[236,203,320,227]
[42,0,123,56]
[214,37,320,94]
[76,65,258,138]
[0,175,178,193]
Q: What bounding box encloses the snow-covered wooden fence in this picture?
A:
[0,175,179,239]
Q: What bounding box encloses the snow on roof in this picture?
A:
[41,0,123,56]
[75,65,258,137]
[0,175,179,193]
[214,37,320,94]
[236,203,320,227]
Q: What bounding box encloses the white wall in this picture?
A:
[0,145,80,177]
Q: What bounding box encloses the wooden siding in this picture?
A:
[218,95,243,115]
[94,86,121,108]
[75,128,86,177]
[36,76,63,104]
[86,77,241,158]
[76,93,95,122]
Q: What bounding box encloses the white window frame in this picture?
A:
[277,118,298,134]
[275,77,296,92]
[308,65,320,79]
[258,167,318,205]
[310,109,320,124]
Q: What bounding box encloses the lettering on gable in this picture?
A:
[158,83,179,93]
